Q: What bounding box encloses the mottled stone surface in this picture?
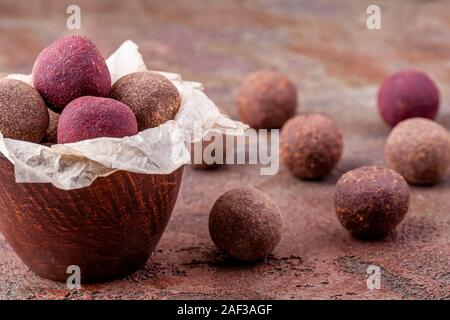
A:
[0,0,449,299]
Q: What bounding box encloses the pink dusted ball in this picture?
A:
[377,70,439,127]
[57,97,138,144]
[33,35,111,112]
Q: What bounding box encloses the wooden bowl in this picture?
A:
[0,155,183,283]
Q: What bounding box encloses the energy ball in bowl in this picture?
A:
[33,35,111,112]
[57,96,138,144]
[335,166,410,239]
[235,70,297,129]
[110,72,181,131]
[385,118,450,184]
[280,114,343,179]
[0,79,49,142]
[209,187,282,261]
[377,70,439,126]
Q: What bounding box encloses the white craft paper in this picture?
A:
[0,40,247,190]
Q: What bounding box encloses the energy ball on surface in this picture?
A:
[33,35,111,112]
[110,72,181,131]
[235,70,297,129]
[385,118,450,184]
[209,187,282,261]
[335,166,410,239]
[42,108,60,144]
[377,70,439,127]
[280,114,343,179]
[57,96,138,144]
[0,79,48,142]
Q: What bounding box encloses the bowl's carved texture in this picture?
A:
[0,156,183,282]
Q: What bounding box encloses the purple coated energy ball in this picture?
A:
[377,70,439,126]
[57,96,138,144]
[33,35,111,112]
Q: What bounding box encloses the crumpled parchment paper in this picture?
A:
[0,40,247,190]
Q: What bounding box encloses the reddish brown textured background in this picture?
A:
[0,0,449,299]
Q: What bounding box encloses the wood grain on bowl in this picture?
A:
[0,154,183,283]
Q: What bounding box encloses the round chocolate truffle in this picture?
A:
[42,108,60,144]
[235,70,297,129]
[0,79,49,142]
[33,35,111,112]
[335,166,410,238]
[209,187,282,261]
[377,70,439,126]
[57,96,138,144]
[385,118,450,184]
[110,72,181,131]
[280,114,343,179]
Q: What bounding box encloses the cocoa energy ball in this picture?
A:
[235,70,297,129]
[377,70,439,126]
[385,118,450,184]
[335,166,410,239]
[110,72,181,131]
[33,35,111,112]
[57,96,138,144]
[0,79,49,142]
[209,187,282,261]
[280,114,343,179]
[42,108,60,144]
[190,133,226,170]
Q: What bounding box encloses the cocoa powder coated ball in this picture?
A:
[209,187,282,261]
[0,79,49,142]
[335,166,410,239]
[385,118,450,184]
[280,114,343,179]
[57,96,138,144]
[235,70,297,129]
[110,72,181,131]
[33,35,111,112]
[42,108,60,144]
[378,70,439,126]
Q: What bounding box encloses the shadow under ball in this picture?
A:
[0,155,183,283]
